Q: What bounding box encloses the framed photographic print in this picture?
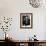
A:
[20,13,33,29]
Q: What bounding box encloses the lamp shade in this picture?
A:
[29,0,45,8]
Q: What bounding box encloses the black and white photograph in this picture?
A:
[20,13,33,29]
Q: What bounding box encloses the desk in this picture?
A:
[5,39,46,46]
[14,40,46,46]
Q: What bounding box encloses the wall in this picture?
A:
[0,0,46,40]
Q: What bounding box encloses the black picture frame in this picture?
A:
[20,13,33,29]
